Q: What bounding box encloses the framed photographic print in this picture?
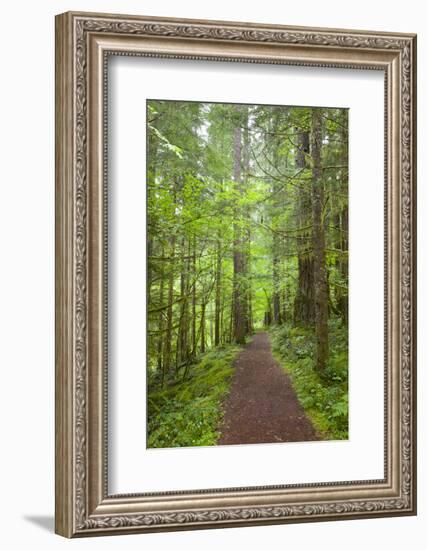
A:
[55,11,417,537]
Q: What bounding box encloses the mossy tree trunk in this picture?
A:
[311,109,329,372]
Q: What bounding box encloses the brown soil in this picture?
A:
[218,332,318,445]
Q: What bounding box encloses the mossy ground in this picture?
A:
[269,319,349,440]
[148,323,348,447]
[147,344,241,448]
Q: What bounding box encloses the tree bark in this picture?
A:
[311,109,329,372]
[200,300,206,353]
[162,234,176,383]
[177,236,190,368]
[246,228,253,334]
[214,239,221,346]
[272,234,281,324]
[156,242,165,374]
[271,111,282,325]
[293,127,315,326]
[336,206,348,324]
[294,256,315,325]
[191,236,196,357]
[232,105,247,344]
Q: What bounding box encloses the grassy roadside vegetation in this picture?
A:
[147,344,241,448]
[269,320,349,440]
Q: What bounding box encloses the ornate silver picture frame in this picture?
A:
[55,11,416,537]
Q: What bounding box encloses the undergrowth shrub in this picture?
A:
[147,345,240,448]
[270,319,348,440]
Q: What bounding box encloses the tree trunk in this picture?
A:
[191,236,196,357]
[311,109,329,372]
[281,283,287,324]
[294,256,315,325]
[162,234,176,383]
[243,111,252,335]
[271,111,283,325]
[337,114,349,324]
[177,236,190,369]
[335,206,348,324]
[214,239,221,346]
[200,300,206,353]
[156,242,165,374]
[293,127,315,326]
[338,205,348,325]
[272,236,281,324]
[232,105,246,344]
[247,233,253,334]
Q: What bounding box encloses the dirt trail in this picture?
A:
[218,332,318,445]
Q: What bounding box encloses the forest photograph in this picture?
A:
[147,99,349,449]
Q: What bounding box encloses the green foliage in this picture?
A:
[270,321,348,440]
[148,125,184,158]
[147,345,240,448]
[147,99,348,446]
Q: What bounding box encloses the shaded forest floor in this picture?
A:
[147,323,348,449]
[147,344,241,448]
[219,332,318,445]
[270,321,349,440]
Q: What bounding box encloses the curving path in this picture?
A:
[219,332,318,445]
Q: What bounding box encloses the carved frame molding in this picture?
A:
[55,11,416,537]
